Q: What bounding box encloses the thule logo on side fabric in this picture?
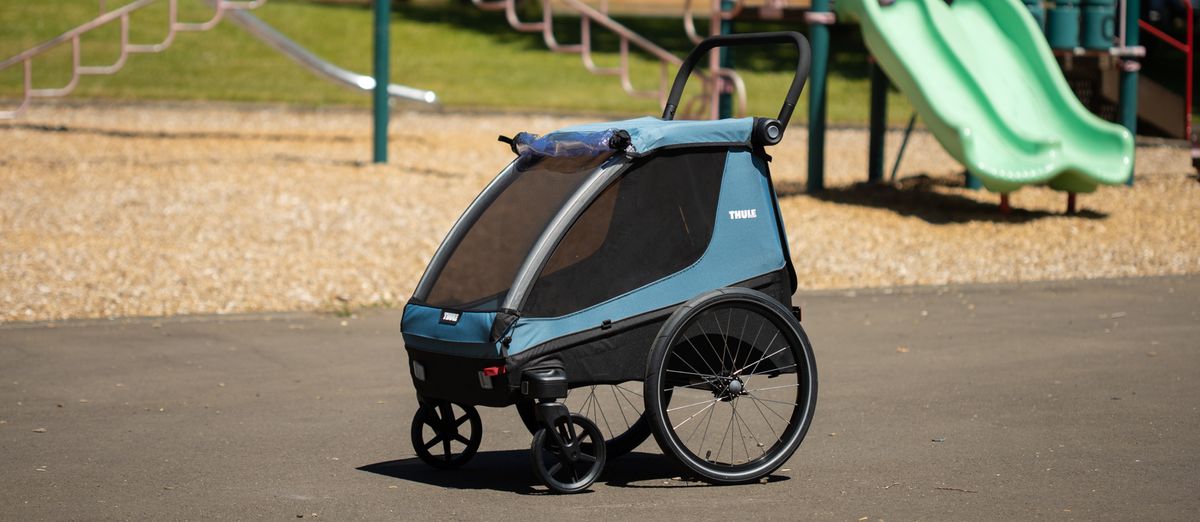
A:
[439,311,461,325]
[728,209,758,220]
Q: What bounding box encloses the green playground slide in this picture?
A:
[837,0,1134,193]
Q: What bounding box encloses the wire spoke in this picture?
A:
[734,401,751,464]
[694,321,726,375]
[672,400,717,431]
[665,368,721,380]
[667,397,723,413]
[616,385,644,415]
[742,316,766,370]
[746,395,798,407]
[747,393,779,441]
[683,330,723,379]
[731,309,751,377]
[715,402,735,466]
[714,309,729,373]
[732,401,765,457]
[611,385,630,429]
[684,397,715,445]
[665,380,717,392]
[742,363,798,378]
[615,383,643,397]
[745,382,802,393]
[734,334,783,376]
[745,394,794,425]
[670,350,720,384]
[593,388,614,438]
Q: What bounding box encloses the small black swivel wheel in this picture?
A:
[516,382,657,459]
[410,401,482,469]
[530,413,607,493]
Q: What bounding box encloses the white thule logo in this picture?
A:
[439,311,460,325]
[728,209,758,220]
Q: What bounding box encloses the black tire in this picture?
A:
[410,401,482,469]
[515,382,652,458]
[644,287,817,484]
[530,413,607,494]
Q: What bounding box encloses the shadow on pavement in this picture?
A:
[775,175,1109,224]
[359,450,788,493]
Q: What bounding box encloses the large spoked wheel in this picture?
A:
[410,401,482,469]
[516,382,652,458]
[645,287,817,484]
[531,413,607,494]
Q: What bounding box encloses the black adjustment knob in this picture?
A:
[754,118,784,147]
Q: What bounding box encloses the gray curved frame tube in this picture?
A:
[410,158,629,313]
[224,7,437,104]
[501,159,629,312]
[411,161,519,302]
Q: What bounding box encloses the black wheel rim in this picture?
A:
[656,301,813,476]
[411,402,482,469]
[532,414,606,493]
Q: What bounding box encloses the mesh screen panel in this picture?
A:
[423,154,607,311]
[523,149,727,317]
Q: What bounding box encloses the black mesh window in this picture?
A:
[523,148,727,317]
[423,154,608,311]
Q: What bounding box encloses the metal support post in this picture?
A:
[372,0,390,164]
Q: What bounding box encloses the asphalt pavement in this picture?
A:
[1,276,1197,520]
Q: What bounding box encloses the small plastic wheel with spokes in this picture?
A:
[516,382,654,459]
[644,287,817,484]
[410,401,482,469]
[530,413,607,494]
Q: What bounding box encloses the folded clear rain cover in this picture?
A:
[512,129,631,159]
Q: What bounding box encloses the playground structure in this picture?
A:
[841,0,1134,195]
[467,0,1194,208]
[469,0,749,119]
[3,0,1194,203]
[0,0,437,120]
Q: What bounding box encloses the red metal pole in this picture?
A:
[1067,192,1077,214]
[1000,194,1011,214]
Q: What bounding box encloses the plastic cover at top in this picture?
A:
[510,129,633,160]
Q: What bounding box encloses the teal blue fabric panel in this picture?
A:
[401,303,500,358]
[507,149,785,355]
[550,117,754,154]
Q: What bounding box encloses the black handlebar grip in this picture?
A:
[662,31,812,137]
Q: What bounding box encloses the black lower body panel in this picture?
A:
[515,269,794,387]
[405,348,516,407]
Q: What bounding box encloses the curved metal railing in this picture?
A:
[471,0,747,119]
[1,0,437,118]
[0,0,268,118]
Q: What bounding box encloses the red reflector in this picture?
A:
[481,365,506,377]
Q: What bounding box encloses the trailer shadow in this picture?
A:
[358,450,789,494]
[774,175,1108,224]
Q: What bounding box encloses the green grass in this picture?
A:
[0,0,922,124]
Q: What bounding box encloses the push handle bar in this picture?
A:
[662,31,811,132]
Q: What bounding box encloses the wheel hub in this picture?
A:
[714,376,746,402]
